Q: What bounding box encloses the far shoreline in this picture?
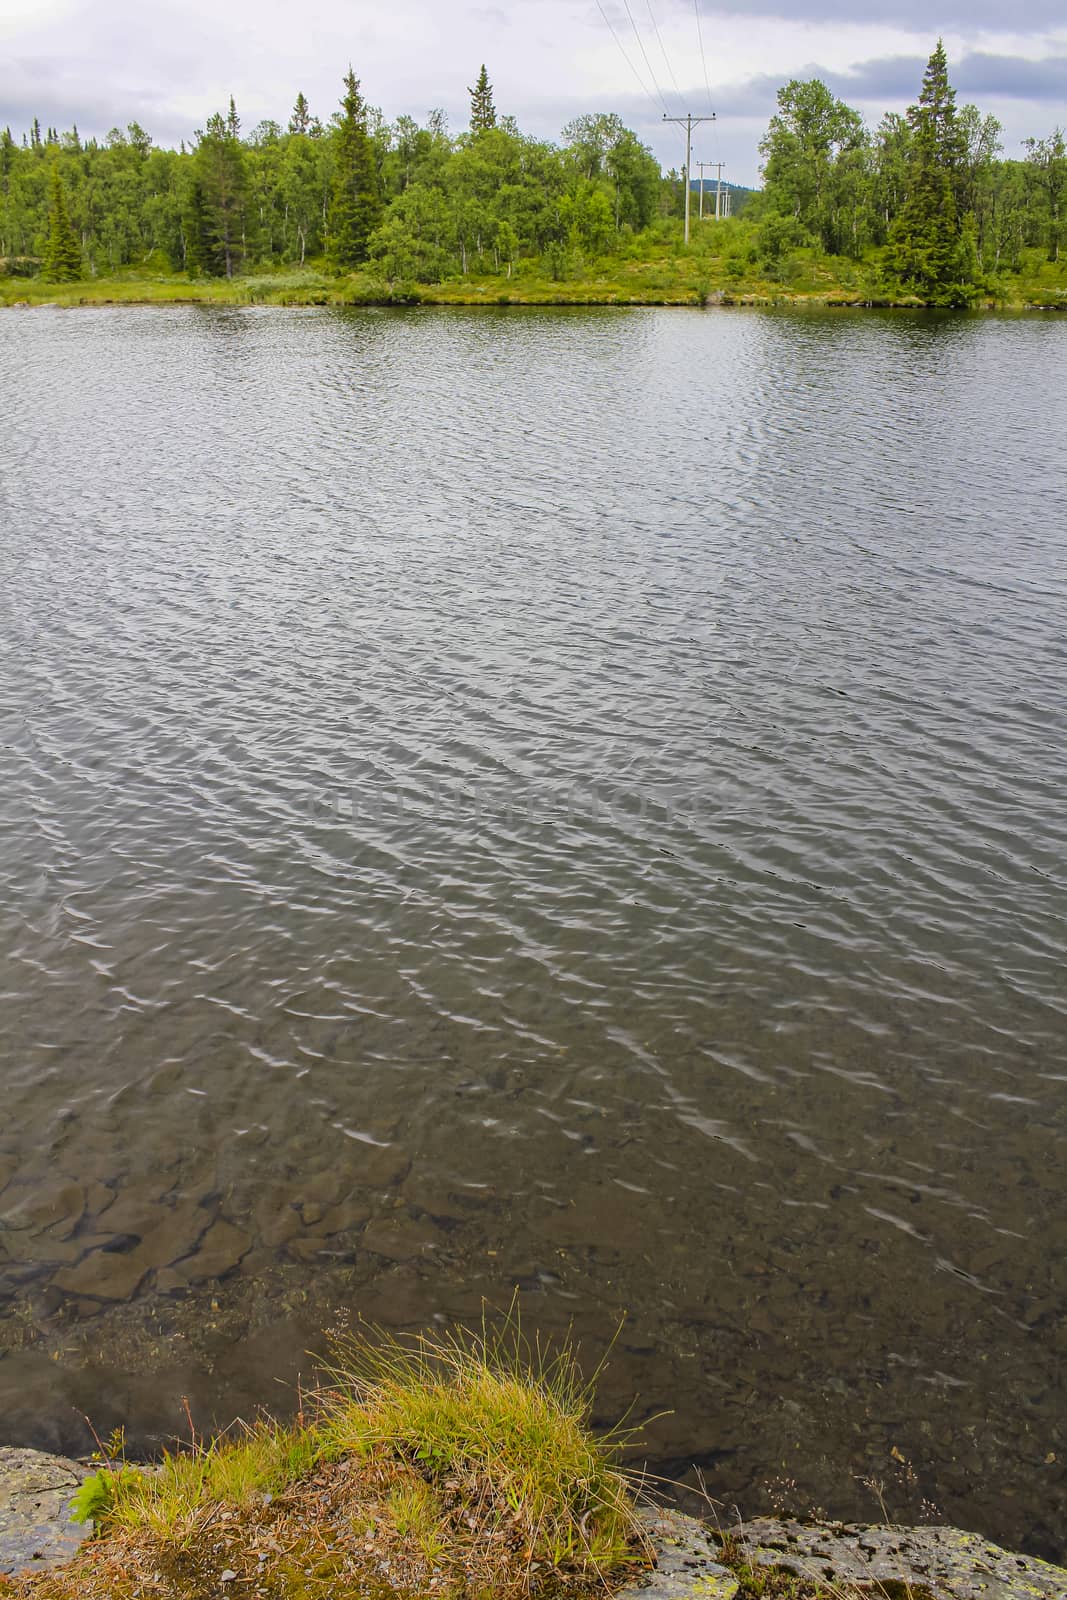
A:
[4,283,1067,313]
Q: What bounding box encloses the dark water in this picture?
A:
[1,304,1065,1558]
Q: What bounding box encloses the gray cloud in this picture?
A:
[3,62,193,146]
[684,0,1066,29]
[954,52,1067,101]
[817,51,1067,107]
[705,52,1067,123]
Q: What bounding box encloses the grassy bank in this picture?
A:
[4,222,1066,310]
[3,1322,649,1600]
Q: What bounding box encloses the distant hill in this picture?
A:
[686,180,757,217]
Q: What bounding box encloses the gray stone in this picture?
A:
[0,1446,90,1576]
[615,1508,739,1599]
[733,1516,1067,1599]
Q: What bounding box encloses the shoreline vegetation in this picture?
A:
[3,244,1066,312]
[3,218,1065,312]
[4,45,1065,313]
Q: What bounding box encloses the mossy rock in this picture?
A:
[732,1516,1067,1598]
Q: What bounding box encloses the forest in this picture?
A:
[2,45,1064,306]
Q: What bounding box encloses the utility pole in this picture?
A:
[696,160,710,220]
[663,112,715,245]
[713,161,726,220]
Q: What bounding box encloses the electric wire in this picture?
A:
[693,0,716,119]
[593,0,666,121]
[645,0,683,105]
[619,0,672,117]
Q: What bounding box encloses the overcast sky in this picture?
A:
[2,0,1064,186]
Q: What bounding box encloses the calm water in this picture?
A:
[1,305,1065,1558]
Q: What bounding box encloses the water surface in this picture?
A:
[1,304,1064,1557]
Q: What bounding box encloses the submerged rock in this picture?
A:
[0,1446,89,1576]
[174,1218,252,1283]
[733,1516,1067,1598]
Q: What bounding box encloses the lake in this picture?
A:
[0,303,1064,1558]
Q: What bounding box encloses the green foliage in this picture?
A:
[21,1319,647,1600]
[759,78,869,256]
[191,105,250,277]
[85,1421,324,1540]
[752,44,1060,303]
[70,1466,142,1526]
[288,92,311,137]
[368,182,453,282]
[563,114,661,231]
[1024,128,1067,263]
[757,212,816,267]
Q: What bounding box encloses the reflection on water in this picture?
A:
[1,305,1065,1559]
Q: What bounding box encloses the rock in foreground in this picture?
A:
[0,1448,89,1577]
[734,1516,1067,1599]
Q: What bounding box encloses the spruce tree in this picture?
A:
[468,65,497,135]
[326,68,381,269]
[1,127,15,187]
[182,178,215,275]
[889,40,974,303]
[193,110,249,277]
[41,164,82,280]
[289,92,311,136]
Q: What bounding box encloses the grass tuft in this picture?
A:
[318,1313,646,1582]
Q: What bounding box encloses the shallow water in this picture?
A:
[1,304,1064,1557]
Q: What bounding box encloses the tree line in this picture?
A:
[0,66,662,284]
[2,46,1062,302]
[754,41,1065,302]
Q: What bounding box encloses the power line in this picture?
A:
[645,0,683,106]
[619,0,672,118]
[593,0,665,121]
[693,0,715,120]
